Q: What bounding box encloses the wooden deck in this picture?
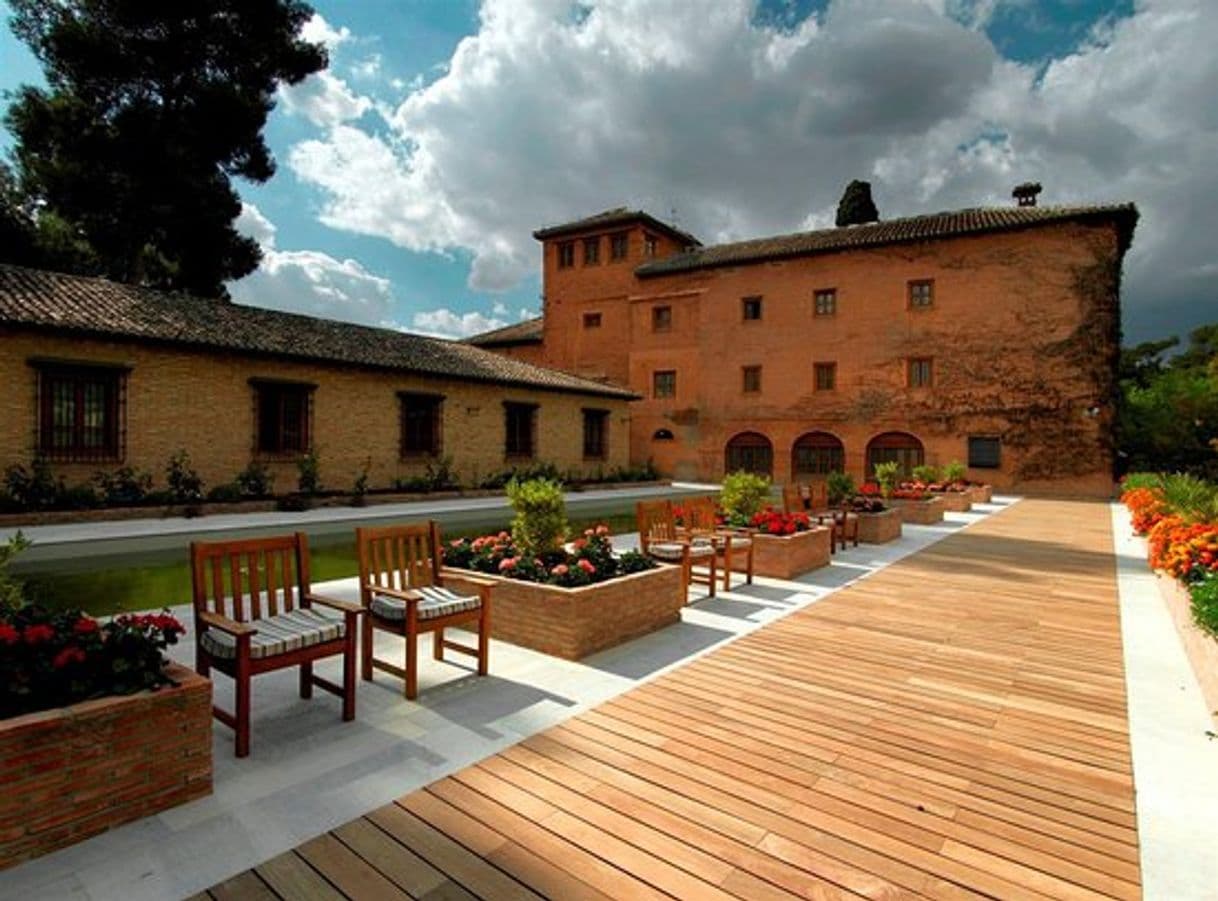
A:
[201,499,1140,900]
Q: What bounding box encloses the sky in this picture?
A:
[1,0,1215,344]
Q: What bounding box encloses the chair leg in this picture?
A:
[433,627,445,661]
[342,616,356,722]
[299,662,313,699]
[360,614,373,681]
[235,654,251,759]
[477,606,490,677]
[405,623,419,701]
[707,554,717,598]
[195,643,210,678]
[746,545,754,585]
[721,546,732,591]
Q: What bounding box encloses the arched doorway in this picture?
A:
[725,432,773,477]
[791,431,845,479]
[866,431,925,478]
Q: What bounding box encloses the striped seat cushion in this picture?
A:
[701,534,752,550]
[200,608,345,660]
[648,541,715,561]
[370,585,481,622]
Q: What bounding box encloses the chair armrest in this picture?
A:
[439,567,496,588]
[305,593,363,614]
[366,584,423,603]
[197,610,257,637]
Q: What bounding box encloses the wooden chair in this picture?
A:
[680,495,754,591]
[636,500,717,600]
[816,509,859,552]
[356,522,491,700]
[782,484,806,514]
[190,533,361,758]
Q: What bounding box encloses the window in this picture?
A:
[907,357,934,388]
[814,362,836,391]
[610,232,629,261]
[792,432,844,476]
[582,409,609,459]
[583,236,600,265]
[814,288,837,316]
[504,402,537,457]
[399,392,443,457]
[652,305,672,332]
[742,365,762,393]
[742,296,763,321]
[725,432,773,477]
[908,279,934,309]
[968,436,1002,469]
[583,312,602,329]
[254,380,314,456]
[867,432,925,478]
[653,370,676,398]
[557,241,575,268]
[35,363,126,462]
[643,233,658,258]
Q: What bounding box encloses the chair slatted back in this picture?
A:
[684,495,720,531]
[636,500,678,551]
[191,533,310,624]
[356,522,441,605]
[782,485,804,514]
[808,481,829,511]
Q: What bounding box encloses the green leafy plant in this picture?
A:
[297,448,322,495]
[93,466,152,506]
[235,461,274,498]
[0,532,31,614]
[1158,472,1218,523]
[943,460,967,483]
[911,464,940,484]
[165,450,204,504]
[352,457,372,505]
[4,457,62,510]
[505,477,568,558]
[872,461,900,499]
[720,471,772,520]
[425,455,459,491]
[826,471,856,506]
[1191,574,1218,637]
[205,482,243,503]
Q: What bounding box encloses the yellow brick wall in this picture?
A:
[0,330,631,493]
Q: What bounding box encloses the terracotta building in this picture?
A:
[0,265,634,497]
[472,201,1138,496]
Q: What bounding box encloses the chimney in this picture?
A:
[1012,182,1042,207]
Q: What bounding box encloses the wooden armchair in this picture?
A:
[680,495,754,591]
[782,484,807,514]
[637,499,717,600]
[356,522,491,701]
[190,532,361,758]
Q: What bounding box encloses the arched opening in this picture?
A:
[652,428,674,441]
[725,431,773,477]
[866,431,925,478]
[791,431,845,479]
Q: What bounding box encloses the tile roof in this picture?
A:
[635,203,1138,277]
[0,264,637,399]
[532,208,702,247]
[464,316,543,346]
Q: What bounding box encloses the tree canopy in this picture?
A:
[2,0,326,297]
[835,179,880,227]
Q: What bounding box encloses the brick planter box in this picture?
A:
[856,509,902,544]
[889,497,945,525]
[443,564,684,660]
[930,491,973,513]
[750,527,832,579]
[0,663,212,871]
[1156,573,1218,729]
[966,484,993,504]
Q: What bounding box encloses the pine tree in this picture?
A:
[835,180,880,227]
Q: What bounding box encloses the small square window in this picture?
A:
[742,365,762,393]
[742,296,763,321]
[968,436,1001,469]
[583,312,602,329]
[35,364,126,462]
[583,236,600,265]
[643,233,658,258]
[400,392,443,457]
[609,232,629,261]
[908,279,934,309]
[652,305,672,332]
[814,362,836,391]
[557,241,575,268]
[653,370,676,399]
[814,289,837,316]
[908,357,934,388]
[254,380,314,456]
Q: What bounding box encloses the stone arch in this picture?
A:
[865,431,925,478]
[725,431,774,477]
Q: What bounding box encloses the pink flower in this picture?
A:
[450,539,463,548]
[498,531,510,540]
[498,557,517,572]
[552,564,569,576]
[577,559,596,574]
[595,524,610,535]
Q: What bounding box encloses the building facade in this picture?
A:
[478,202,1138,496]
[0,266,634,498]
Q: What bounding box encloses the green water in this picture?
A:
[15,513,639,617]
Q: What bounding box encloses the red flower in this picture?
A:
[73,617,100,635]
[0,623,18,644]
[23,624,55,645]
[52,646,87,669]
[577,558,596,574]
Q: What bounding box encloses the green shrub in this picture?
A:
[206,482,243,503]
[4,458,61,510]
[720,471,772,519]
[352,457,372,500]
[426,455,459,490]
[235,461,274,498]
[165,450,204,504]
[943,460,967,483]
[276,493,312,512]
[826,470,856,506]
[479,460,561,490]
[0,532,30,614]
[1191,574,1218,637]
[59,483,101,509]
[297,448,322,495]
[911,464,940,484]
[93,466,152,506]
[506,477,568,558]
[1158,472,1218,523]
[394,475,431,493]
[872,461,900,498]
[1120,472,1161,492]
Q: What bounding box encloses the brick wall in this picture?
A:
[0,663,212,870]
[445,564,684,659]
[0,330,631,494]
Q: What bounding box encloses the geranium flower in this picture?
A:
[52,646,87,669]
[0,623,18,644]
[498,557,517,572]
[73,617,100,635]
[552,564,569,576]
[577,559,596,574]
[23,624,55,645]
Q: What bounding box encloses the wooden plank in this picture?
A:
[209,870,277,901]
[255,852,344,901]
[296,833,410,900]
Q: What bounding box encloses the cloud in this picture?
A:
[300,13,351,50]
[229,203,395,326]
[278,71,372,128]
[410,308,507,339]
[284,0,1218,340]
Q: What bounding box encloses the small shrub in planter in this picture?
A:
[749,508,812,535]
[872,462,900,499]
[721,471,772,525]
[297,448,323,495]
[506,477,568,558]
[911,464,940,484]
[444,525,655,586]
[826,471,855,507]
[93,466,153,506]
[235,461,275,498]
[165,450,205,505]
[943,460,967,484]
